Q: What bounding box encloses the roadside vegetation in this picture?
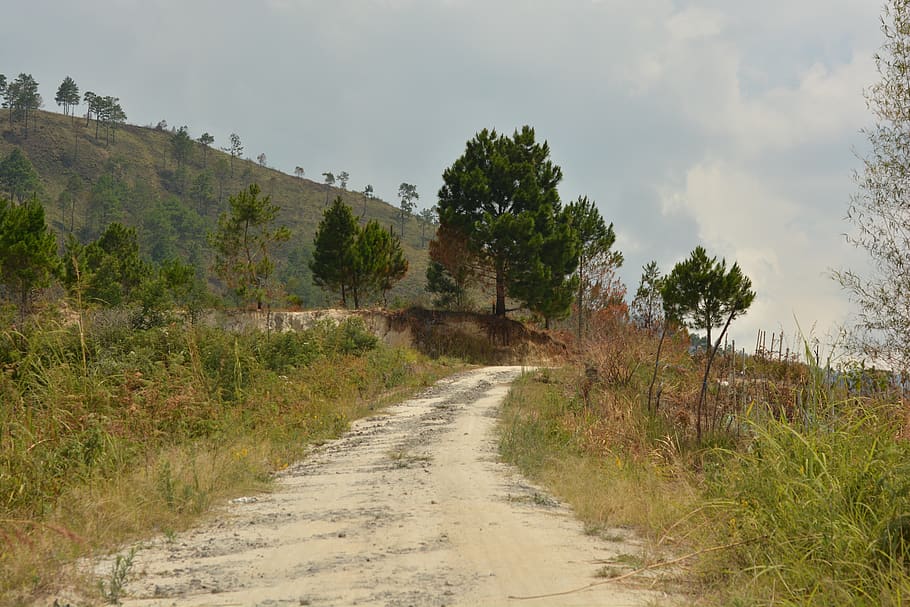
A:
[500,312,910,605]
[0,309,457,604]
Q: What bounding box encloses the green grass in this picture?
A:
[498,326,910,606]
[700,400,910,606]
[0,311,459,605]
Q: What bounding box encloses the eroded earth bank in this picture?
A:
[116,366,667,606]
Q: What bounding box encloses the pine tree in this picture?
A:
[311,198,408,308]
[208,183,290,310]
[0,197,60,317]
[55,76,80,118]
[438,126,577,317]
[564,196,620,336]
[310,196,358,307]
[660,246,755,440]
[0,148,40,203]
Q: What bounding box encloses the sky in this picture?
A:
[2,0,885,352]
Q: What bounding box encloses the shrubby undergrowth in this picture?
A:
[0,309,448,604]
[500,320,910,605]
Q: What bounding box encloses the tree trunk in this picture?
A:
[495,265,506,316]
[576,257,585,339]
[648,319,669,415]
[697,310,736,442]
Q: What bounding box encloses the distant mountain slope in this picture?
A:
[0,109,433,307]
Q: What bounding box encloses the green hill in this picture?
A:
[0,109,433,308]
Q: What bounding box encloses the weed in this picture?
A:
[98,547,136,604]
[0,313,456,604]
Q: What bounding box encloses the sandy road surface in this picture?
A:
[117,366,666,607]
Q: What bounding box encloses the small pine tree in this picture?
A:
[310,197,358,307]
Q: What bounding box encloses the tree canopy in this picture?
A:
[171,126,194,169]
[661,246,755,440]
[55,76,80,117]
[4,74,41,137]
[310,197,359,306]
[565,195,619,336]
[436,126,578,318]
[209,183,290,310]
[0,148,40,203]
[630,261,664,332]
[64,222,149,308]
[311,197,408,308]
[0,197,60,316]
[837,0,910,371]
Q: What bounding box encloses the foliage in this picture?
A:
[197,132,214,167]
[224,132,243,177]
[397,182,418,237]
[310,197,358,306]
[54,76,80,118]
[511,204,580,327]
[0,147,40,203]
[630,260,664,332]
[83,92,126,144]
[349,220,408,308]
[426,222,474,310]
[437,125,578,317]
[209,183,290,309]
[311,198,408,308]
[564,195,620,336]
[64,222,150,307]
[0,312,450,603]
[84,173,128,237]
[837,0,910,373]
[4,73,41,137]
[705,400,910,605]
[0,198,60,316]
[171,126,194,170]
[661,246,755,440]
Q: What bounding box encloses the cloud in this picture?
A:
[659,159,853,347]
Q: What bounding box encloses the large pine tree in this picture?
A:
[436,126,578,318]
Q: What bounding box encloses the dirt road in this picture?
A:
[117,366,667,606]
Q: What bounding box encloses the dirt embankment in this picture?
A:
[111,367,666,606]
[207,308,567,364]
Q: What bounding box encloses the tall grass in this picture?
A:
[0,311,455,605]
[499,367,699,540]
[499,321,910,605]
[701,394,910,605]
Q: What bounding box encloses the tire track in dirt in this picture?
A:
[116,366,667,606]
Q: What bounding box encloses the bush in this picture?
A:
[704,402,910,605]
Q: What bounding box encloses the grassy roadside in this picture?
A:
[0,311,462,606]
[499,326,910,605]
[499,366,699,598]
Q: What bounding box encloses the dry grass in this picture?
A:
[500,319,910,605]
[0,314,460,606]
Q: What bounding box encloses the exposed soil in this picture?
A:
[113,367,668,606]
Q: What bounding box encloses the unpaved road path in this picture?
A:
[118,366,667,606]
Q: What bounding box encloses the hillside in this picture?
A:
[0,109,433,307]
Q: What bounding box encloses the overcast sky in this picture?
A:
[3,0,884,351]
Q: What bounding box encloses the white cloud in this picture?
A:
[659,160,852,347]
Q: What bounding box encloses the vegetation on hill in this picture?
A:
[0,101,432,309]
